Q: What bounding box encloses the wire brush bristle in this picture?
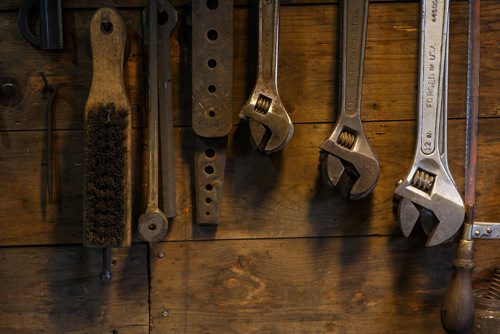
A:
[84,102,128,246]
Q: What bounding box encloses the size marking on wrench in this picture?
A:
[394,0,464,247]
[420,0,446,155]
[239,0,293,154]
[319,0,379,200]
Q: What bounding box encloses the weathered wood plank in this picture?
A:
[0,245,149,334]
[1,2,499,131]
[0,0,146,10]
[231,1,500,124]
[171,118,499,241]
[150,237,499,333]
[0,9,146,131]
[0,119,497,245]
[0,0,422,11]
[0,126,147,246]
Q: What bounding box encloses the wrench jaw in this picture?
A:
[394,165,465,247]
[319,124,380,200]
[320,153,357,198]
[397,197,420,237]
[239,89,293,154]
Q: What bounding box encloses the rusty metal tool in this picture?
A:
[239,0,293,154]
[394,0,465,247]
[19,0,63,50]
[138,0,169,242]
[41,72,56,203]
[320,0,379,200]
[158,0,177,219]
[192,0,233,224]
[441,1,500,331]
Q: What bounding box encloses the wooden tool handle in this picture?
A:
[85,8,129,112]
[441,239,474,333]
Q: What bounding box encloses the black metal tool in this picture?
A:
[41,72,57,203]
[19,0,63,50]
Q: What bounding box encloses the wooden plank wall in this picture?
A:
[0,1,498,333]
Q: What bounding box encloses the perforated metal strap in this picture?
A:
[192,0,233,138]
[194,137,227,225]
[192,0,233,225]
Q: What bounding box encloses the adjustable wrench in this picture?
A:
[420,16,456,236]
[320,0,379,200]
[239,0,293,154]
[394,0,464,247]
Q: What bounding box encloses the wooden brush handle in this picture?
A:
[86,8,129,112]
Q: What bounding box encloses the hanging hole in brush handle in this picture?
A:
[19,0,64,50]
[100,19,114,34]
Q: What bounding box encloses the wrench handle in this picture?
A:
[340,0,369,118]
[258,0,279,83]
[158,0,177,218]
[147,0,160,210]
[417,0,450,156]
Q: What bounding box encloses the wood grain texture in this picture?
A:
[0,128,147,246]
[0,0,425,11]
[170,118,499,241]
[0,119,497,245]
[0,2,497,333]
[176,1,500,126]
[150,237,499,333]
[0,10,145,131]
[1,2,499,131]
[0,245,149,334]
